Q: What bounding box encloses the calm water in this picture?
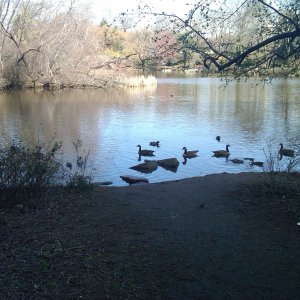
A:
[0,77,299,185]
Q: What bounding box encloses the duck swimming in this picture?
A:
[249,158,264,167]
[149,141,160,147]
[77,156,84,167]
[66,162,72,170]
[230,158,243,164]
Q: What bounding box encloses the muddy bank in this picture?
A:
[1,172,299,299]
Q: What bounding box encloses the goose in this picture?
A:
[137,145,155,156]
[149,141,160,147]
[213,144,230,157]
[249,158,264,167]
[279,143,294,157]
[216,135,221,142]
[182,147,198,158]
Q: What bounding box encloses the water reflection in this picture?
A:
[0,77,299,185]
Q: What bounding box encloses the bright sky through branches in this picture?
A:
[91,0,190,22]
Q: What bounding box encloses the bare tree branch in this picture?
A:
[205,29,300,71]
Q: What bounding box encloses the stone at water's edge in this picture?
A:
[156,158,179,168]
[144,158,179,173]
[120,175,149,184]
[144,158,179,168]
[130,161,158,173]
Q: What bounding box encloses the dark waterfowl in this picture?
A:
[216,136,221,142]
[77,156,84,167]
[213,144,230,157]
[182,147,198,158]
[149,141,160,147]
[249,158,264,167]
[137,145,155,156]
[279,143,294,157]
[230,158,244,164]
[66,162,72,170]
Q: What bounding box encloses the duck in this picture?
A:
[213,144,230,157]
[249,158,264,167]
[279,143,294,157]
[230,158,244,164]
[137,145,155,156]
[149,141,160,147]
[66,162,73,170]
[77,156,84,167]
[216,135,221,142]
[182,147,198,158]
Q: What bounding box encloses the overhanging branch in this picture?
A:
[205,29,300,71]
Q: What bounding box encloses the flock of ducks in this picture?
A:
[137,139,236,164]
[66,137,296,174]
[135,136,296,170]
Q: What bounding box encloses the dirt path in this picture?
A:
[1,172,299,299]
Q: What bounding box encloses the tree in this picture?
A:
[0,0,86,86]
[128,27,154,71]
[0,0,135,88]
[133,0,300,77]
[118,26,179,72]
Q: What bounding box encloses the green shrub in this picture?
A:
[0,137,96,207]
[0,141,63,194]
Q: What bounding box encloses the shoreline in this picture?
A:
[1,172,299,299]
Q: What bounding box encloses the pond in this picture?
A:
[0,76,299,185]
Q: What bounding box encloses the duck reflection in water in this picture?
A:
[182,155,198,165]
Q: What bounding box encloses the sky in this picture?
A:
[91,0,190,23]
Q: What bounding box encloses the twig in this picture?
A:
[189,272,201,281]
[173,272,200,281]
[252,285,272,291]
[229,195,257,205]
[279,243,290,249]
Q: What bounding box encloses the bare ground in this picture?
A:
[0,172,300,300]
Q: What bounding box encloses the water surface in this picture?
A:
[0,77,299,185]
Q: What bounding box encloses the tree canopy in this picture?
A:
[131,0,300,78]
[0,0,299,88]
